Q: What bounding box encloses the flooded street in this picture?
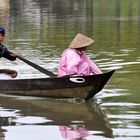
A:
[0,0,140,140]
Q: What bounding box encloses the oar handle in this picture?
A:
[17,55,57,77]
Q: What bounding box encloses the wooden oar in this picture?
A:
[17,55,57,77]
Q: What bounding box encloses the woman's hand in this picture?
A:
[10,52,17,57]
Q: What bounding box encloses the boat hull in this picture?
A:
[0,70,115,100]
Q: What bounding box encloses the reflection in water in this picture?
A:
[0,96,113,139]
[0,127,5,140]
[0,0,140,140]
[60,126,90,139]
[8,116,52,125]
[0,0,9,26]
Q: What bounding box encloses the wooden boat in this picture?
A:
[0,69,115,101]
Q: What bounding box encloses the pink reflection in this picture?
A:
[60,126,91,140]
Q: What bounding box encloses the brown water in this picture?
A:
[0,0,140,140]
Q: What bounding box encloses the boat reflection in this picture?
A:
[0,95,113,139]
[0,127,5,140]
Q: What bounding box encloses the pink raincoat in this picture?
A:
[58,48,102,76]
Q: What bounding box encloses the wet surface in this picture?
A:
[0,0,140,139]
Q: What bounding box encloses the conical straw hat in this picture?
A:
[69,33,95,49]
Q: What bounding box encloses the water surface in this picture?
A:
[0,0,140,140]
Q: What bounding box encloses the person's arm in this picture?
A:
[58,49,80,76]
[0,45,16,61]
[86,56,102,74]
[65,50,81,75]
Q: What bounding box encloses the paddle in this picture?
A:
[17,55,57,77]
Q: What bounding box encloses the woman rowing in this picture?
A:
[0,27,17,79]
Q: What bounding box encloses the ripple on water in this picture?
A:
[9,116,53,125]
[0,108,21,118]
[100,100,140,139]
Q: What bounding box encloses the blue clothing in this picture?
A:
[0,43,16,61]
